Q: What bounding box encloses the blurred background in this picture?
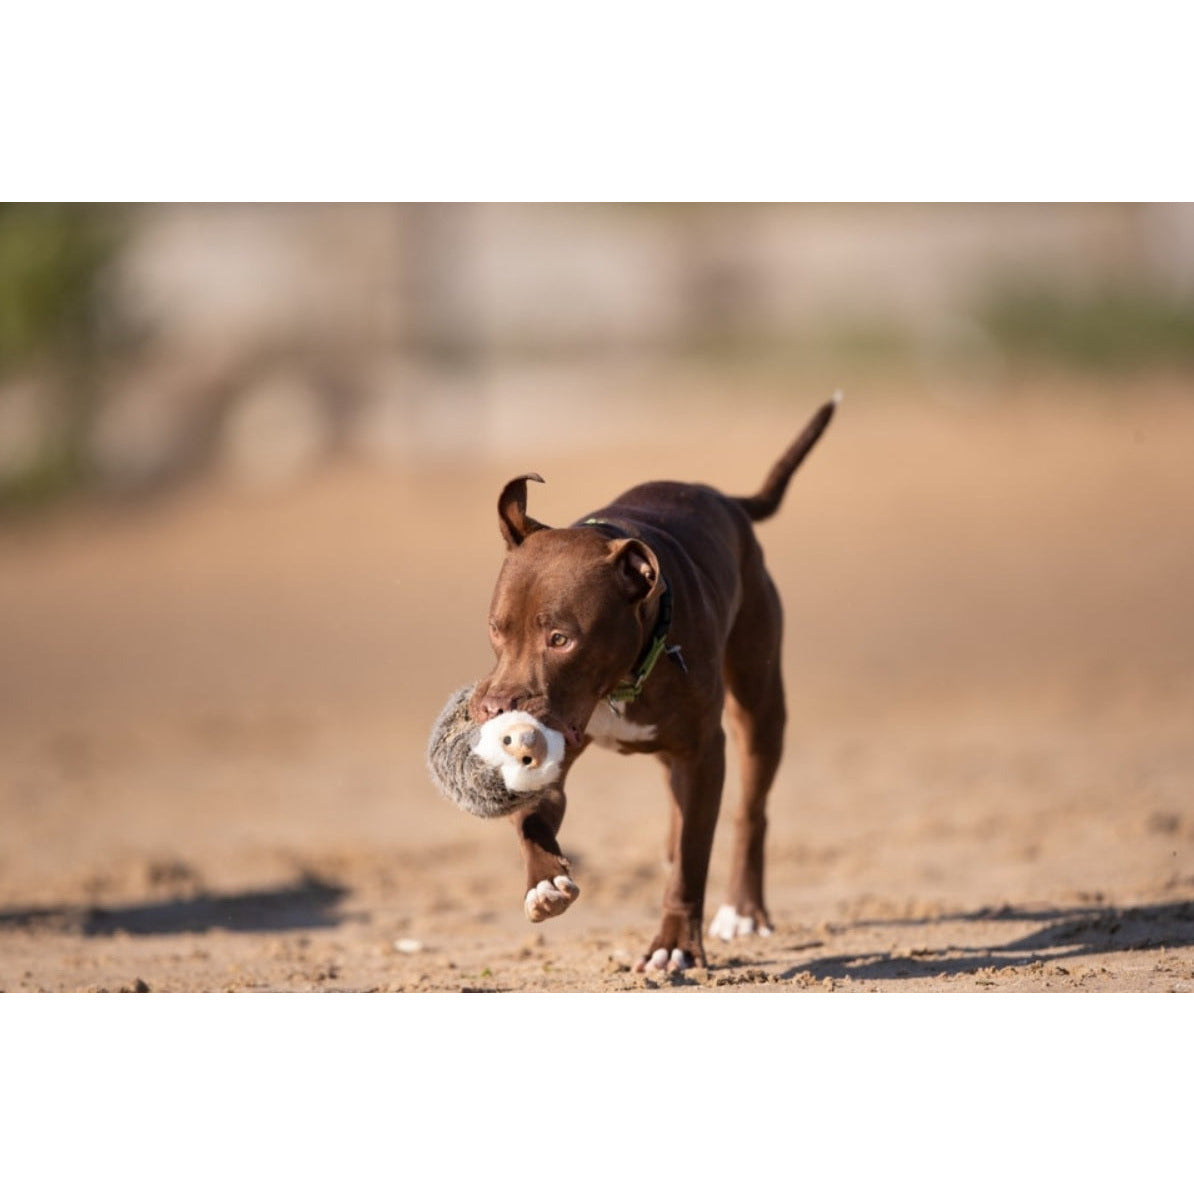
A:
[4,203,1194,504]
[2,203,1192,991]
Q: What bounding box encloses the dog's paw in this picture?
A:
[524,876,580,923]
[637,947,696,973]
[633,913,706,973]
[709,904,774,941]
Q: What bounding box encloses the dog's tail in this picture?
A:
[734,392,840,522]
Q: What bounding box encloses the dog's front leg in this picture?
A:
[637,729,726,972]
[512,788,580,922]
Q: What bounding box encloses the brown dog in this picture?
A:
[468,396,837,972]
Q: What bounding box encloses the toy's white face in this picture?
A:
[472,711,566,793]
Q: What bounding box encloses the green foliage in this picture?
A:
[980,285,1194,370]
[0,205,124,374]
[0,205,128,511]
[0,443,85,511]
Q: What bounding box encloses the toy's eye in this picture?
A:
[548,632,570,649]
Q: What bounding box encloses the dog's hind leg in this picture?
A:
[711,575,786,941]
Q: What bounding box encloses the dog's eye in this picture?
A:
[548,632,570,649]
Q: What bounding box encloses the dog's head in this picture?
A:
[468,474,662,746]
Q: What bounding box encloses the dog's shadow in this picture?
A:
[773,899,1194,983]
[0,874,353,937]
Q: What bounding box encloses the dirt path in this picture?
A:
[2,377,1192,992]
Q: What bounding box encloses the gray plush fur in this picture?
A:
[427,685,550,818]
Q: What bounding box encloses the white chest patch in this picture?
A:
[586,702,658,749]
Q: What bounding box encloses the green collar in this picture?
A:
[606,582,674,705]
[582,518,684,707]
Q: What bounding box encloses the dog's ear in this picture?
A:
[609,538,662,605]
[498,473,550,548]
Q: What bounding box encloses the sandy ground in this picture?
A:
[2,373,1193,993]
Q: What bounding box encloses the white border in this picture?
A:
[3,993,1188,1189]
[4,4,1192,199]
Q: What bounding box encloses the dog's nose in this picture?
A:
[479,691,521,720]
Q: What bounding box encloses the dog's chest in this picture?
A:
[586,702,658,752]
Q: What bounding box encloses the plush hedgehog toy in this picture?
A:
[426,686,567,819]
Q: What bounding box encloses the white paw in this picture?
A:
[641,947,692,973]
[709,904,773,941]
[524,876,580,923]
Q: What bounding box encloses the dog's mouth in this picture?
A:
[538,710,586,750]
[523,701,594,752]
[471,686,592,752]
